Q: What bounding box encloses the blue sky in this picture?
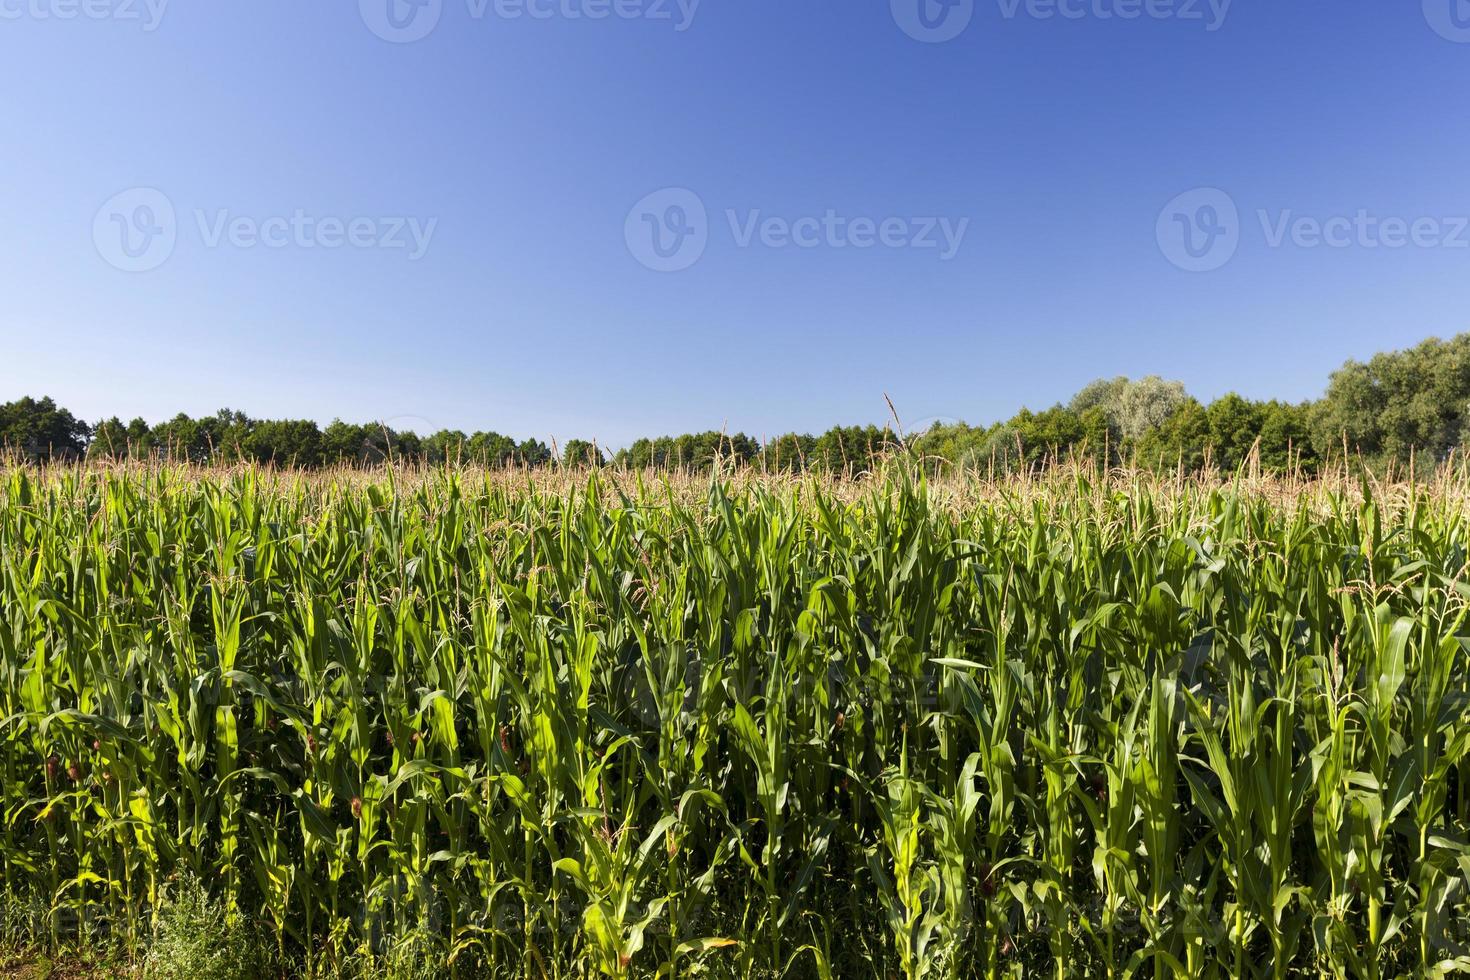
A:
[3,0,1469,447]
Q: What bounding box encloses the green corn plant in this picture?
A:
[859,754,943,980]
[3,460,1470,977]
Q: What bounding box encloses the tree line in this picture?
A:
[5,333,1468,473]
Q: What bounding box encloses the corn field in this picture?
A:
[5,462,1470,978]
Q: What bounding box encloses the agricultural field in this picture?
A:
[3,462,1470,978]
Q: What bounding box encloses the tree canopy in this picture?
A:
[4,333,1467,474]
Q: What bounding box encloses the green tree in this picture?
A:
[1116,377,1190,442]
[561,439,604,467]
[1134,399,1210,470]
[1069,376,1191,449]
[319,423,422,463]
[761,433,817,472]
[1205,394,1266,472]
[1310,334,1470,466]
[466,431,519,466]
[968,404,1113,474]
[0,396,90,459]
[1070,377,1130,416]
[422,430,469,465]
[244,420,324,468]
[811,425,895,473]
[148,413,208,463]
[615,431,759,470]
[89,417,132,460]
[204,409,255,462]
[91,416,156,460]
[1257,401,1317,473]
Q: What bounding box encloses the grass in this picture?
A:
[2,458,1470,977]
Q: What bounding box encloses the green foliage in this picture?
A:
[321,420,403,464]
[144,877,263,980]
[0,889,47,955]
[808,424,894,472]
[1257,400,1318,471]
[1007,405,1113,470]
[244,419,325,468]
[10,333,1470,473]
[89,416,155,461]
[615,430,761,469]
[1074,375,1191,442]
[1204,393,1264,471]
[0,396,90,459]
[560,439,605,467]
[5,463,1470,978]
[762,432,817,472]
[1134,398,1209,470]
[1311,334,1470,465]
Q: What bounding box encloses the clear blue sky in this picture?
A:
[3,0,1469,447]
